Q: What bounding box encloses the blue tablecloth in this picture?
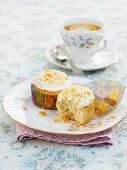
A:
[0,0,127,169]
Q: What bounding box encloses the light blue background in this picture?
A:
[0,0,127,169]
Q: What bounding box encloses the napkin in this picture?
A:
[16,123,113,145]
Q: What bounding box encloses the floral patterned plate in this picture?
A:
[45,44,119,71]
[3,76,127,135]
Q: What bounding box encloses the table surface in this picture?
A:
[0,0,127,169]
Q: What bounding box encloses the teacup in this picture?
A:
[60,18,107,64]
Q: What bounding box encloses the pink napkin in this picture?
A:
[16,123,113,145]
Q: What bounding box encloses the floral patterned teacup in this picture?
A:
[60,18,107,64]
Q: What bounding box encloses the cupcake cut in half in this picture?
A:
[56,85,95,125]
[31,70,71,109]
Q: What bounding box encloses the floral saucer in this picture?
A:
[45,44,119,71]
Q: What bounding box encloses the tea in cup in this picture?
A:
[64,23,101,32]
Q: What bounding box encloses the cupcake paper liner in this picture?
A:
[86,80,125,115]
[31,84,57,110]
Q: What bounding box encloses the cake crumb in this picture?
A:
[39,109,46,116]
[54,117,60,123]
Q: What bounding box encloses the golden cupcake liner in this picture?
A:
[31,84,58,110]
[86,80,125,116]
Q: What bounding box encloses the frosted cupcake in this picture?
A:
[56,85,95,125]
[31,70,71,109]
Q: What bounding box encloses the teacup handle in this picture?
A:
[94,36,107,53]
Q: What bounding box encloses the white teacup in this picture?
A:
[60,18,107,64]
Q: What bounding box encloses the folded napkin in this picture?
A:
[16,123,113,145]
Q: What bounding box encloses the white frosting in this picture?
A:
[32,70,71,92]
[57,85,94,108]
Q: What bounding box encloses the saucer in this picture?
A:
[45,44,119,71]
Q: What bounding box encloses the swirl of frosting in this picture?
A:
[32,70,71,91]
[57,85,94,108]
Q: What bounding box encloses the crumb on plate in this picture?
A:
[39,109,46,116]
[54,117,60,123]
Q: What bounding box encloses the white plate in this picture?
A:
[45,44,119,71]
[3,76,127,135]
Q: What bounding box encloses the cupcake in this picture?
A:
[56,85,95,125]
[31,70,71,109]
